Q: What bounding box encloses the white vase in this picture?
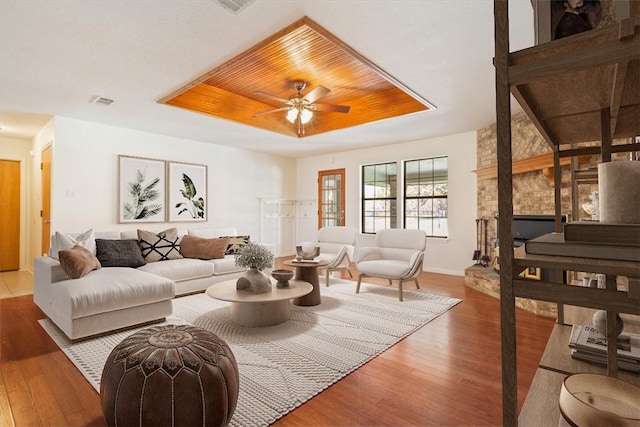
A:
[236,267,272,294]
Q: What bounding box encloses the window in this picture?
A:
[361,162,397,233]
[404,156,448,238]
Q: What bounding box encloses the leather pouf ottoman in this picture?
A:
[100,325,239,427]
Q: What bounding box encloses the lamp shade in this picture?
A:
[285,107,313,124]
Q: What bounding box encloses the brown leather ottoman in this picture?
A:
[100,325,239,426]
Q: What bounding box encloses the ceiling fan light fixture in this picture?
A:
[285,106,313,124]
[300,108,313,124]
[286,108,298,123]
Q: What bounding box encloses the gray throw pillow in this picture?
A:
[96,239,146,268]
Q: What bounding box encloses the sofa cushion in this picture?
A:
[51,267,175,319]
[138,228,183,262]
[138,258,215,282]
[180,235,229,260]
[357,259,413,278]
[96,239,146,268]
[51,229,96,259]
[222,235,250,255]
[58,245,101,279]
[207,255,247,275]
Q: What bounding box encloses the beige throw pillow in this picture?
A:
[138,228,183,262]
[58,245,102,279]
[51,229,96,259]
[180,236,229,260]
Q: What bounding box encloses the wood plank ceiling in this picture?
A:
[159,16,435,138]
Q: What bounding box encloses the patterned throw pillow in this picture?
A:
[96,239,146,268]
[221,235,250,255]
[138,228,183,262]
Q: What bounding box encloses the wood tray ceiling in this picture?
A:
[159,16,435,138]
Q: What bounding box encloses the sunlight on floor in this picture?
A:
[0,270,33,299]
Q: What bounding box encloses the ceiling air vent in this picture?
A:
[89,96,114,106]
[216,0,256,13]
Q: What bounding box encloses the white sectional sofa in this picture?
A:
[34,227,273,340]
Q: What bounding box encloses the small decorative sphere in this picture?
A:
[272,269,294,287]
[100,325,239,427]
[592,310,624,336]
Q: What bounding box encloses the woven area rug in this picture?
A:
[40,279,460,426]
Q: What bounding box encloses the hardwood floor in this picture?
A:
[0,262,554,426]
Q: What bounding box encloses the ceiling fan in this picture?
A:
[254,80,351,136]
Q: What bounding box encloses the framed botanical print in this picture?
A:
[168,161,207,222]
[118,155,166,223]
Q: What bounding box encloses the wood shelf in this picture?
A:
[520,311,640,426]
[474,153,590,180]
[508,18,640,148]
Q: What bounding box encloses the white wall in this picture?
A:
[295,131,478,276]
[47,116,296,245]
[0,135,33,269]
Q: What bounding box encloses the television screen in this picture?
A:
[495,214,567,244]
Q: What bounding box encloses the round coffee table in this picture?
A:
[206,278,312,327]
[283,260,329,306]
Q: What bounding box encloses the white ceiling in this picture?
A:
[0,0,534,158]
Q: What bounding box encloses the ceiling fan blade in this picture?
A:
[254,91,290,105]
[312,104,351,113]
[303,85,331,103]
[254,106,291,116]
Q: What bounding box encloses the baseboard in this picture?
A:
[423,267,464,277]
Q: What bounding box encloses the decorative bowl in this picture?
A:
[271,269,294,288]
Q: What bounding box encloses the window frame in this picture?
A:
[403,156,449,238]
[360,161,398,234]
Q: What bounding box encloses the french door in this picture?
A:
[318,168,345,228]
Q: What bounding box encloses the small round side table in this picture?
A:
[284,259,329,306]
[100,324,239,427]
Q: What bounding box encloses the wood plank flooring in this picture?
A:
[0,263,554,426]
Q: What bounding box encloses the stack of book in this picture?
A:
[568,324,640,373]
[524,221,640,261]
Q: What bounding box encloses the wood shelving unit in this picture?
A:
[493,2,640,425]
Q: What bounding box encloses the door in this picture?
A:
[0,159,20,271]
[318,168,345,228]
[41,145,52,256]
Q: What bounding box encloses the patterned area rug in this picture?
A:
[39,279,461,426]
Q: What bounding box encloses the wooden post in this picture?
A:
[494,1,518,425]
[553,149,565,323]
[601,108,612,163]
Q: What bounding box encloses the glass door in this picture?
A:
[318,168,345,228]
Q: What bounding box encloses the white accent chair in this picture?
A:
[355,228,427,301]
[315,226,357,286]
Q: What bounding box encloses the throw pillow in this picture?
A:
[58,245,102,279]
[221,235,250,255]
[96,239,146,268]
[138,228,183,262]
[51,229,96,259]
[180,236,229,260]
